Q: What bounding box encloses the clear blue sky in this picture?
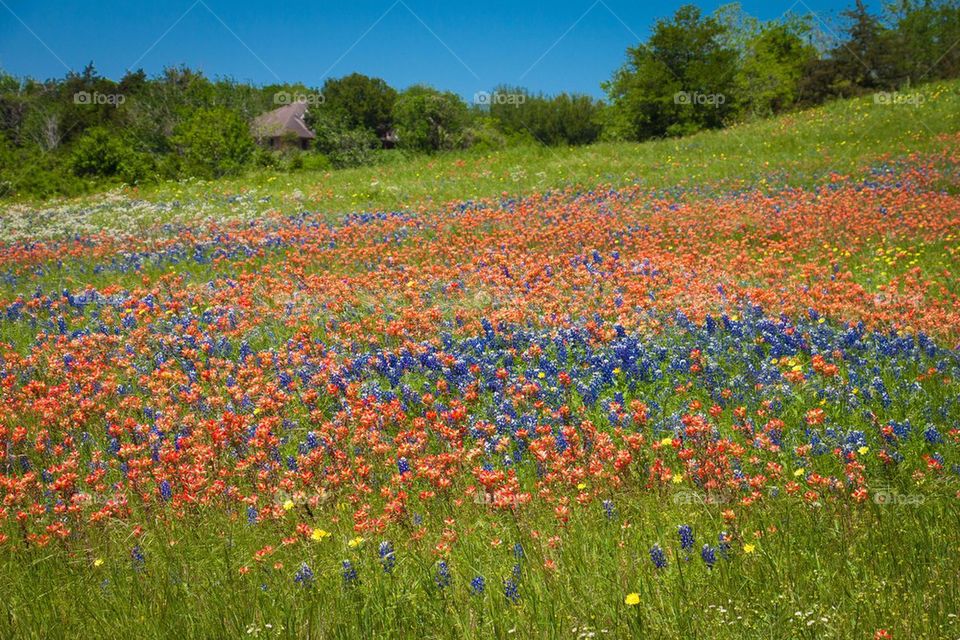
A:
[0,0,854,98]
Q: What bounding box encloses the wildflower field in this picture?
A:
[1,88,960,640]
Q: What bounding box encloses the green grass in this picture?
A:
[2,80,958,231]
[4,495,957,639]
[0,81,958,640]
[110,81,960,212]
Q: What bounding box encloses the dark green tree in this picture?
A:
[888,0,960,82]
[735,17,818,117]
[392,85,468,152]
[69,127,126,177]
[603,5,739,140]
[320,73,397,138]
[171,106,254,179]
[833,0,899,89]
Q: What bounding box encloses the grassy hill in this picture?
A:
[0,81,959,640]
[1,80,958,240]
[144,81,960,211]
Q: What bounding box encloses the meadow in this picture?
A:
[0,83,959,639]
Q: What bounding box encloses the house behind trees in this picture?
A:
[251,102,316,150]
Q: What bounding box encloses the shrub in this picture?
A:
[69,127,127,177]
[171,107,255,179]
[309,115,381,169]
[392,85,468,152]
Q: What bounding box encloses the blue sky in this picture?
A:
[1,0,854,98]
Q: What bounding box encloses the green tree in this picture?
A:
[486,87,602,146]
[603,5,739,140]
[69,127,126,177]
[171,107,254,179]
[392,85,468,152]
[307,111,382,168]
[888,0,960,82]
[833,0,899,90]
[735,17,818,117]
[321,73,397,138]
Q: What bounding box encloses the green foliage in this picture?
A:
[307,113,382,169]
[69,127,127,177]
[487,88,602,146]
[393,85,469,152]
[604,5,739,140]
[834,0,900,90]
[299,153,332,172]
[1,150,86,200]
[130,79,960,219]
[2,0,960,202]
[170,107,255,179]
[461,116,508,152]
[734,18,818,118]
[888,0,960,81]
[320,72,397,137]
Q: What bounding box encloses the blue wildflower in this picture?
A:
[718,531,731,559]
[342,560,358,586]
[158,480,172,502]
[602,499,616,519]
[435,560,452,590]
[131,545,145,571]
[701,544,717,569]
[650,544,667,569]
[379,541,395,573]
[924,426,943,445]
[294,562,314,586]
[678,524,695,551]
[470,575,486,595]
[503,577,520,604]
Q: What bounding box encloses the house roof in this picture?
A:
[252,101,316,140]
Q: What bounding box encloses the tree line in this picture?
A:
[1,0,958,200]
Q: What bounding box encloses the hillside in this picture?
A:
[2,80,959,241]
[1,78,959,640]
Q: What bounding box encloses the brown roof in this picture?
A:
[252,102,316,140]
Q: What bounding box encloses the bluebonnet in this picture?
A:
[131,545,145,571]
[247,505,258,525]
[470,575,486,595]
[650,544,667,569]
[924,426,943,444]
[701,544,717,569]
[513,542,524,560]
[503,576,520,604]
[397,457,411,475]
[158,480,172,501]
[435,560,452,590]
[294,562,314,586]
[678,525,695,551]
[342,560,358,586]
[718,532,731,559]
[602,499,616,519]
[379,541,395,573]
